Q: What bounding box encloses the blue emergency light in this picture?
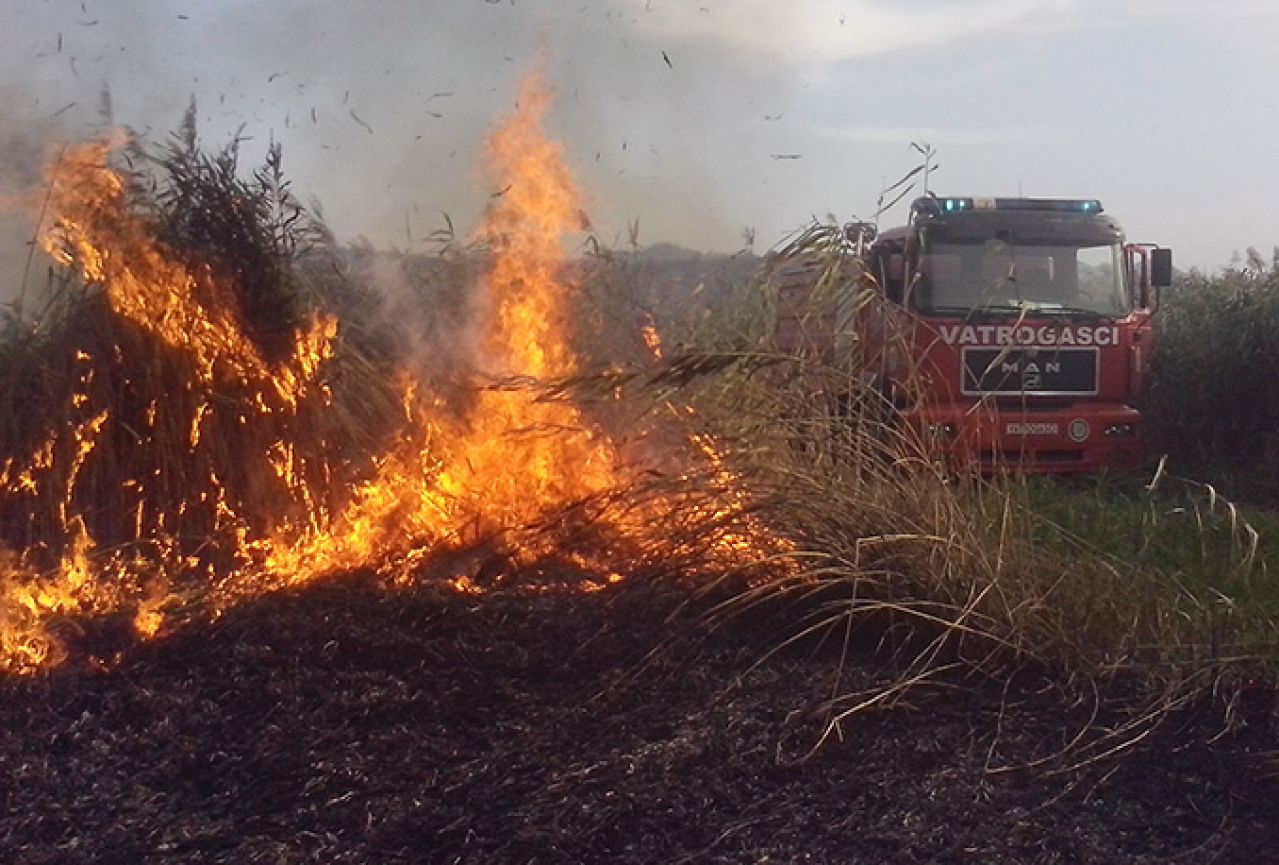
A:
[991,198,1104,213]
[917,196,1104,216]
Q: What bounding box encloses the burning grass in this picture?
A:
[0,76,786,675]
[0,128,393,671]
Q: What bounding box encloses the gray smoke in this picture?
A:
[0,82,85,307]
[0,0,781,305]
[6,0,1268,278]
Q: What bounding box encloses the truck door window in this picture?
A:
[1076,244,1127,313]
[916,253,966,309]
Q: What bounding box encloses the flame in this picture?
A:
[0,71,785,675]
[641,314,664,362]
[240,73,620,586]
[41,139,336,407]
[440,74,617,530]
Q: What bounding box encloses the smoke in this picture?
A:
[0,83,86,308]
[0,1,776,282]
[4,1,1279,275]
[342,245,485,405]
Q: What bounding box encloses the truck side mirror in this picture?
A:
[1150,247,1173,287]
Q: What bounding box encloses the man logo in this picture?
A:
[994,356,1063,391]
[1067,419,1090,443]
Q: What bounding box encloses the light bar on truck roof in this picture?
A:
[986,197,1104,213]
[916,197,1105,216]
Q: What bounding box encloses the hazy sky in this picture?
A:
[3,0,1277,276]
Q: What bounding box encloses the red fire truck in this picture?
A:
[774,196,1173,473]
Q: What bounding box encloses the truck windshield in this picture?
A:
[913,240,1129,317]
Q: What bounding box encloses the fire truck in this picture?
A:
[774,196,1173,473]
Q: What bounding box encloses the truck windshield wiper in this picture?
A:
[920,303,1118,322]
[921,304,1023,318]
[1029,305,1114,321]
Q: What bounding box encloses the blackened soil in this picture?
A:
[2,572,1277,864]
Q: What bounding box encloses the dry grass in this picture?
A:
[612,228,1279,752]
[652,349,1276,757]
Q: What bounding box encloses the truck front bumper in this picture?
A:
[903,402,1145,474]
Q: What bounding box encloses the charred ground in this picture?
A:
[2,566,1276,865]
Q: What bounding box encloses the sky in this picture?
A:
[2,0,1277,286]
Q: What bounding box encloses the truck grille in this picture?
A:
[961,347,1098,396]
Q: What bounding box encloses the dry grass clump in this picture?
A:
[689,363,1121,659]
[669,354,1276,754]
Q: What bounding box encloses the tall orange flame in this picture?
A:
[249,73,620,585]
[440,74,617,529]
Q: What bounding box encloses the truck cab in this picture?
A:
[777,196,1173,473]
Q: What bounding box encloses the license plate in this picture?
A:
[1006,421,1059,436]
